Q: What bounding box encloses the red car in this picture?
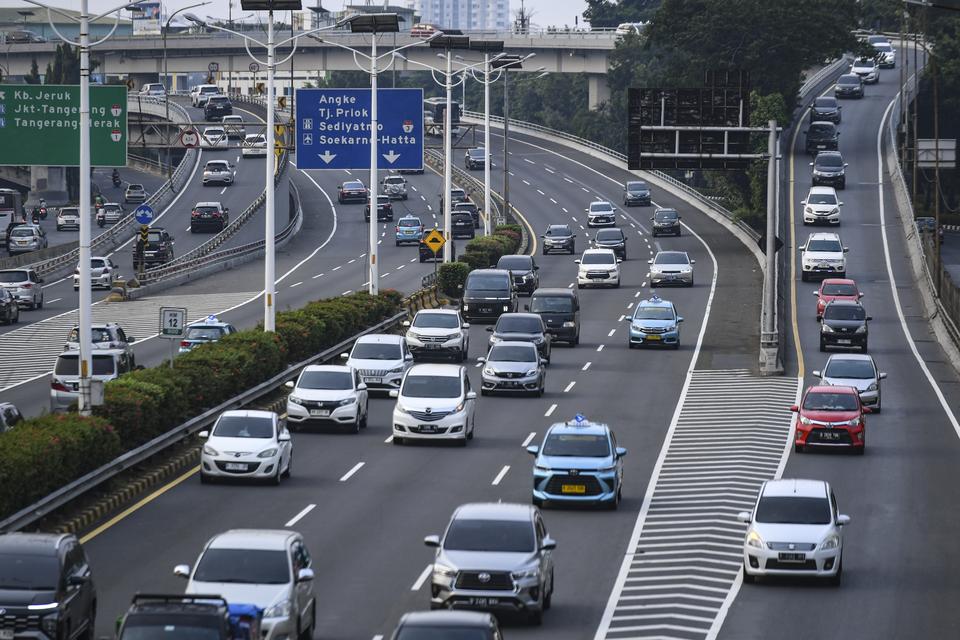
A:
[813,278,862,319]
[791,385,869,454]
[410,23,438,37]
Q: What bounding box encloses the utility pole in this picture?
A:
[763,120,777,338]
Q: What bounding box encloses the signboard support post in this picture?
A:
[763,119,776,337]
[159,307,187,369]
[443,50,453,263]
[483,52,492,236]
[368,35,380,295]
[264,9,277,332]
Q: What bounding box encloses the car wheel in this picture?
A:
[794,443,804,454]
[606,488,620,510]
[542,250,548,256]
[419,255,426,263]
[200,472,211,484]
[37,296,43,309]
[297,609,315,640]
[819,340,826,352]
[614,279,620,288]
[828,558,843,586]
[862,341,868,353]
[544,571,554,609]
[533,496,544,507]
[11,308,18,324]
[457,435,468,447]
[360,405,368,429]
[855,444,865,456]
[481,388,489,396]
[395,241,400,246]
[282,453,292,478]
[801,272,809,282]
[271,464,282,485]
[574,332,580,346]
[742,563,756,584]
[392,435,404,445]
[467,421,474,440]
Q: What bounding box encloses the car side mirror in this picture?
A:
[285,380,294,388]
[278,431,291,442]
[790,404,799,412]
[466,391,477,400]
[462,323,470,329]
[524,304,530,311]
[67,574,89,587]
[478,356,486,363]
[198,431,209,439]
[389,390,399,398]
[843,247,849,253]
[803,129,808,134]
[404,353,414,361]
[677,316,684,323]
[839,202,844,206]
[402,320,411,327]
[690,259,696,264]
[808,162,814,167]
[424,535,440,548]
[541,536,557,551]
[812,290,820,296]
[526,444,539,455]
[615,446,627,458]
[800,200,807,205]
[297,568,315,582]
[866,316,872,321]
[647,258,653,264]
[38,278,44,284]
[879,372,887,379]
[128,336,136,343]
[799,245,807,250]
[812,370,823,377]
[340,353,349,359]
[844,162,849,166]
[863,406,873,414]
[173,564,191,578]
[837,514,851,526]
[736,511,752,523]
[616,258,623,263]
[357,383,368,391]
[574,259,580,264]
[485,326,494,332]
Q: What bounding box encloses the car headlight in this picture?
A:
[41,615,58,634]
[447,333,462,342]
[805,206,813,214]
[830,207,839,215]
[258,448,279,459]
[263,600,292,619]
[867,382,878,391]
[511,566,540,580]
[338,396,357,406]
[288,395,303,405]
[523,274,533,280]
[821,324,834,333]
[503,305,509,312]
[462,304,469,311]
[534,465,551,473]
[202,445,219,456]
[855,325,867,334]
[406,331,419,341]
[799,415,812,425]
[746,530,764,549]
[455,400,466,412]
[525,369,539,377]
[396,404,412,415]
[844,417,862,427]
[820,534,840,550]
[563,321,576,328]
[389,365,405,374]
[433,563,457,578]
[483,367,495,376]
[597,465,617,473]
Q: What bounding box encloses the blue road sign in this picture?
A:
[295,88,424,171]
[134,204,154,225]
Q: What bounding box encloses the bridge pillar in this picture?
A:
[588,74,611,111]
[29,166,69,207]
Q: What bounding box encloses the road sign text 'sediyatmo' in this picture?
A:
[0,84,128,167]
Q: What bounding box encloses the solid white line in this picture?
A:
[582,362,591,371]
[411,565,433,591]
[492,465,510,485]
[544,403,557,417]
[563,381,576,393]
[284,504,316,527]
[522,431,537,447]
[339,462,365,482]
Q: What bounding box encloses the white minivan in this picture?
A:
[50,349,132,411]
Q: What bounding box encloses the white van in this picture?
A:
[50,349,132,412]
[0,188,24,242]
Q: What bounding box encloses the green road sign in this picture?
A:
[0,84,128,167]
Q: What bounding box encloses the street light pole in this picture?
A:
[502,65,510,221]
[264,9,276,329]
[483,52,491,235]
[368,34,379,294]
[443,49,453,262]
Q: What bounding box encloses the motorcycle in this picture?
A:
[112,175,122,188]
[96,210,106,228]
[38,206,47,220]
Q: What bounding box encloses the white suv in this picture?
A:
[576,248,621,288]
[285,365,368,432]
[73,256,118,290]
[801,186,843,225]
[191,84,220,107]
[800,232,847,281]
[403,309,470,361]
[390,363,477,445]
[342,333,413,392]
[382,175,408,200]
[586,200,616,227]
[738,478,850,585]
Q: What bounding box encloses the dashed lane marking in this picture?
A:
[522,432,537,447]
[544,404,557,417]
[563,381,576,393]
[492,465,510,485]
[284,504,316,527]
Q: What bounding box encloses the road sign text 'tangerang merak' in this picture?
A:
[294,88,424,171]
[0,84,128,167]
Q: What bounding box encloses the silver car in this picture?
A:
[125,183,147,203]
[649,250,695,287]
[813,353,886,411]
[100,202,125,224]
[0,268,44,308]
[342,333,413,392]
[479,341,545,397]
[6,224,47,254]
[203,160,234,186]
[175,529,316,640]
[425,502,556,625]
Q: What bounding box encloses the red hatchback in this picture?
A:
[792,385,869,454]
[813,278,862,319]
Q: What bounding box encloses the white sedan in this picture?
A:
[198,410,292,484]
[242,133,268,157]
[201,127,228,150]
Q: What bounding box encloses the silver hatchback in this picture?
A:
[813,353,886,411]
[479,341,545,396]
[7,224,47,254]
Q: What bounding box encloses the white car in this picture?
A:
[381,175,408,200]
[403,308,470,362]
[201,127,228,150]
[100,202,124,225]
[190,84,220,107]
[198,410,291,484]
[738,479,850,585]
[73,256,118,290]
[140,83,165,96]
[174,529,316,640]
[342,333,413,392]
[801,186,843,225]
[872,42,896,68]
[576,248,621,288]
[390,363,477,445]
[850,57,879,84]
[242,133,268,157]
[56,207,80,231]
[586,200,617,227]
[221,114,246,139]
[202,160,234,186]
[800,232,847,281]
[649,250,695,287]
[285,365,368,432]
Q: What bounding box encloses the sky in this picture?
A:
[3,1,591,30]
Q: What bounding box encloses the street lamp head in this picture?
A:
[469,39,505,53]
[429,30,470,49]
[240,0,302,10]
[345,12,400,33]
[184,12,206,26]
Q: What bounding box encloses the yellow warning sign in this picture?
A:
[423,229,446,254]
[277,96,287,110]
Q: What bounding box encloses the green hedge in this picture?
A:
[457,225,524,273]
[439,262,471,298]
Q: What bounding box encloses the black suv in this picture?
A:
[497,254,539,295]
[820,300,871,352]
[623,180,652,206]
[453,201,480,228]
[805,121,840,155]
[364,195,394,222]
[451,211,475,239]
[592,227,627,259]
[203,95,233,121]
[541,224,576,255]
[133,227,175,269]
[461,269,517,322]
[0,533,96,640]
[528,287,580,345]
[116,595,245,640]
[810,96,842,123]
[487,312,552,362]
[464,148,487,170]
[834,73,864,99]
[811,151,848,189]
[390,611,502,640]
[651,208,681,237]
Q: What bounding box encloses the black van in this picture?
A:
[451,211,475,239]
[527,287,580,345]
[461,269,517,322]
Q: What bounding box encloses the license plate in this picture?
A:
[225,463,246,471]
[821,431,841,441]
[561,484,586,494]
[467,597,498,606]
[1,629,14,640]
[836,339,852,344]
[310,409,330,417]
[426,343,441,349]
[778,552,806,562]
[419,425,438,433]
[646,335,661,341]
[364,377,382,384]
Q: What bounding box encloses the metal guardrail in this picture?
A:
[0,307,408,532]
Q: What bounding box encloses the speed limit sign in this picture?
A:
[159,307,187,339]
[179,128,200,148]
[208,61,220,73]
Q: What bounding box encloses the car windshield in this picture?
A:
[401,375,461,398]
[824,305,866,321]
[626,181,647,192]
[351,342,401,360]
[398,218,421,228]
[0,271,28,283]
[10,228,35,237]
[854,59,875,68]
[395,629,488,640]
[205,129,224,136]
[147,231,163,242]
[384,177,403,184]
[542,433,610,457]
[193,548,289,584]
[128,184,144,191]
[822,283,858,296]
[0,554,59,590]
[468,148,485,158]
[874,43,893,52]
[120,620,222,640]
[413,313,459,329]
[824,358,875,379]
[451,190,465,198]
[184,327,224,341]
[466,273,508,291]
[545,226,571,237]
[444,519,535,552]
[814,98,838,108]
[488,345,537,362]
[212,416,274,438]
[838,76,860,86]
[91,259,106,268]
[66,327,115,343]
[807,193,837,205]
[803,391,859,411]
[496,316,541,333]
[344,181,363,189]
[60,209,78,216]
[194,206,220,215]
[595,230,624,242]
[655,210,678,221]
[102,205,120,212]
[582,253,615,265]
[530,296,573,313]
[590,202,613,212]
[455,203,477,212]
[297,370,353,390]
[55,354,116,376]
[497,256,531,270]
[654,252,688,265]
[206,163,228,170]
[816,156,844,168]
[809,124,834,137]
[634,306,673,321]
[755,496,832,525]
[806,239,842,252]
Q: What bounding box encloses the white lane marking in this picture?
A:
[608,328,616,337]
[550,198,558,204]
[582,362,591,371]
[290,281,302,288]
[420,194,426,201]
[339,462,365,482]
[522,179,531,186]
[564,177,574,183]
[545,167,556,174]
[618,315,625,322]
[410,258,416,263]
[411,565,432,591]
[474,361,483,368]
[635,291,642,298]
[597,344,605,352]
[627,302,634,309]
[397,264,405,270]
[373,636,384,640]
[522,432,537,447]
[581,187,589,192]
[47,298,61,304]
[508,171,515,176]
[524,158,536,164]
[219,186,227,195]
[312,273,324,279]
[579,224,585,230]
[411,185,418,191]
[537,189,546,196]
[562,207,569,213]
[384,435,394,444]
[544,403,557,417]
[360,253,367,258]
[642,281,647,287]
[284,504,316,527]
[382,272,391,278]
[341,289,352,295]
[184,224,192,231]
[563,381,576,393]
[332,265,342,271]
[492,465,510,486]
[567,283,574,288]
[348,258,356,264]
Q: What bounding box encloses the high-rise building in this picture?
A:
[414,0,511,32]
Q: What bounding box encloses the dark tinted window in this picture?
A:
[344,181,365,189]
[809,124,836,137]
[595,229,624,241]
[194,206,220,214]
[488,345,537,362]
[626,181,647,191]
[545,226,572,237]
[497,256,532,270]
[542,433,610,457]
[121,617,222,640]
[452,213,472,223]
[184,327,225,341]
[822,283,858,296]
[465,272,509,292]
[211,416,274,438]
[838,75,860,86]
[802,391,859,411]
[823,304,866,321]
[581,252,615,265]
[351,342,402,360]
[396,629,488,640]
[755,496,831,525]
[297,370,353,390]
[0,192,16,209]
[634,306,674,321]
[814,97,838,108]
[193,548,289,584]
[128,184,144,191]
[147,231,164,242]
[654,252,688,265]
[398,218,421,227]
[654,210,679,222]
[0,553,60,590]
[55,354,117,376]
[824,358,875,379]
[444,519,535,552]
[806,239,842,252]
[816,155,844,168]
[0,271,29,283]
[530,295,573,313]
[402,375,461,398]
[496,316,541,333]
[412,312,459,329]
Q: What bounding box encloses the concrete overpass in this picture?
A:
[3,30,618,108]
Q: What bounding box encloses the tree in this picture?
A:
[584,0,662,28]
[25,58,41,84]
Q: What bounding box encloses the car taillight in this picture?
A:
[51,381,70,392]
[22,283,31,289]
[180,341,190,347]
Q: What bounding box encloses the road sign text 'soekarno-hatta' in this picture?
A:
[294,88,424,171]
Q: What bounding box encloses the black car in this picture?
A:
[805,121,840,155]
[541,224,576,255]
[0,532,97,640]
[651,208,681,237]
[0,288,19,324]
[133,227,175,269]
[203,95,233,121]
[592,227,628,259]
[487,312,552,362]
[820,300,871,352]
[117,595,240,640]
[337,180,368,204]
[811,151,848,189]
[464,147,487,170]
[440,187,468,211]
[190,202,229,232]
[623,180,652,206]
[451,211,475,239]
[834,73,864,99]
[497,254,539,295]
[365,195,394,222]
[461,269,518,322]
[390,611,502,640]
[527,287,580,345]
[419,233,455,263]
[453,201,481,228]
[810,96,842,124]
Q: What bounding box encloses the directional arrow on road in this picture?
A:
[319,151,337,164]
[382,150,401,164]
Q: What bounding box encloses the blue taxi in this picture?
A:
[527,414,626,509]
[395,215,424,246]
[178,315,238,353]
[626,294,682,348]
